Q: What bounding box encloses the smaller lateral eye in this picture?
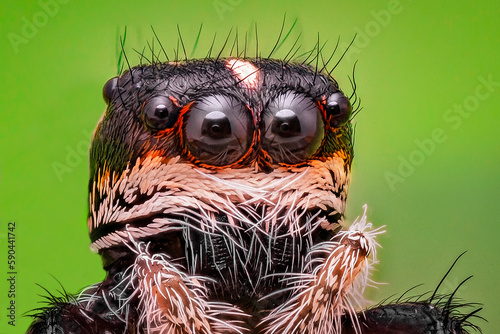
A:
[142,96,179,130]
[325,92,352,128]
[102,77,118,105]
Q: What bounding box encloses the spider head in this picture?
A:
[88,58,354,307]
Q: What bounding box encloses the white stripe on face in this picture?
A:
[225,58,261,90]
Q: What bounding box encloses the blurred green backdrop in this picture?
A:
[1,0,498,333]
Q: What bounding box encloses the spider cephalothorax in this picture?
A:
[86,58,369,333]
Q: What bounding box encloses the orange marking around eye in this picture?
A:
[225,58,261,90]
[144,149,166,160]
[335,149,349,163]
[97,167,110,193]
[155,97,187,137]
[178,101,258,170]
[316,100,332,131]
[176,101,195,149]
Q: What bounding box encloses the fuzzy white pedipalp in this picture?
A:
[260,205,384,334]
[90,233,248,334]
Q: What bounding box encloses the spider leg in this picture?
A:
[341,259,483,334]
[26,279,126,334]
[341,301,482,334]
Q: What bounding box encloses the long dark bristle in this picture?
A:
[229,28,238,57]
[298,38,323,66]
[243,31,248,59]
[283,32,302,64]
[114,19,362,79]
[216,27,234,61]
[147,39,161,64]
[306,40,328,67]
[267,14,287,58]
[254,22,259,58]
[235,28,240,57]
[176,24,188,61]
[174,38,180,62]
[319,36,340,74]
[349,61,362,121]
[205,32,217,60]
[430,251,467,302]
[133,46,150,66]
[274,17,298,58]
[25,280,76,318]
[312,33,321,84]
[119,27,133,82]
[151,26,169,62]
[327,34,357,78]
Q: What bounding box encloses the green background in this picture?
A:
[1,0,499,333]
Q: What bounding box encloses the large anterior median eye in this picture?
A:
[262,92,324,164]
[183,95,253,166]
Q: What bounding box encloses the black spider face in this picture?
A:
[89,58,353,317]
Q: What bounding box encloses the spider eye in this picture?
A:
[183,95,253,166]
[271,109,302,137]
[143,96,179,130]
[102,77,118,105]
[202,111,232,139]
[325,92,352,127]
[262,92,324,164]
